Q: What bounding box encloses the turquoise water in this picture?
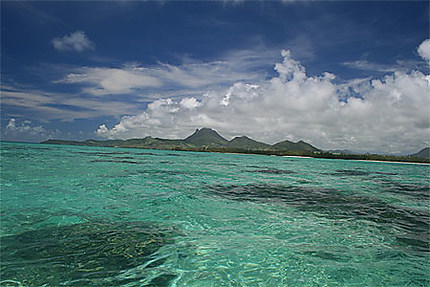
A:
[1,142,429,286]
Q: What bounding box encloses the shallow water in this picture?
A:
[1,142,429,286]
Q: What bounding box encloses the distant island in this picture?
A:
[42,128,430,163]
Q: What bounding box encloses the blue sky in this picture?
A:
[1,0,429,154]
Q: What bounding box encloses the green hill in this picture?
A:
[272,140,320,152]
[409,147,430,159]
[227,136,271,150]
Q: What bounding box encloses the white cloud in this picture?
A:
[418,39,430,62]
[97,41,430,154]
[57,48,277,99]
[52,31,95,52]
[343,60,398,73]
[343,38,430,73]
[5,118,17,130]
[3,118,58,142]
[59,67,161,96]
[3,48,276,123]
[1,88,138,121]
[5,118,45,134]
[180,97,200,109]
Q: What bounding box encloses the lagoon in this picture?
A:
[1,142,429,286]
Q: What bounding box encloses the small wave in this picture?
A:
[332,169,370,176]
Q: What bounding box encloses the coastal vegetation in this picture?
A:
[42,128,430,164]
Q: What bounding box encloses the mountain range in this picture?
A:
[42,127,320,152]
[41,128,429,162]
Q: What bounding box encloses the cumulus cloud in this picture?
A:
[2,118,58,142]
[418,39,430,62]
[5,118,45,134]
[96,40,430,154]
[52,31,95,52]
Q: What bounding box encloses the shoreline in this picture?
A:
[3,141,429,165]
[282,155,314,159]
[281,154,430,165]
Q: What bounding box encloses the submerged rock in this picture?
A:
[249,168,296,175]
[0,221,176,286]
[207,183,430,253]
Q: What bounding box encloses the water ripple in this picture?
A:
[0,222,177,286]
[206,183,430,253]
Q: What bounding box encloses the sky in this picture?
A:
[1,0,429,154]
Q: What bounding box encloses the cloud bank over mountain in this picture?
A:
[2,1,428,154]
[96,40,430,154]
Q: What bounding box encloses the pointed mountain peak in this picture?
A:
[184,127,228,147]
[198,127,216,133]
[187,127,221,137]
